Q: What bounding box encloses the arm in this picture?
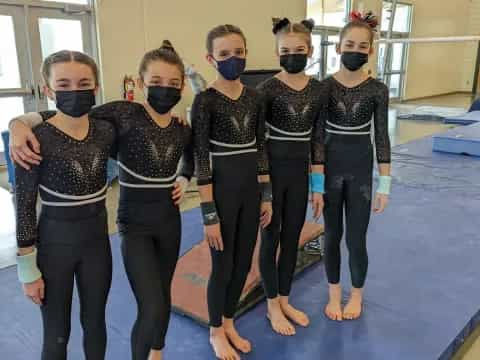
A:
[172,125,194,205]
[8,112,54,169]
[310,96,328,220]
[255,93,273,228]
[191,93,224,250]
[373,85,392,213]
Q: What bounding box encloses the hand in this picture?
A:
[171,177,189,206]
[9,121,42,170]
[260,201,272,228]
[23,277,45,306]
[205,223,223,251]
[312,192,324,221]
[373,193,389,213]
[172,113,188,126]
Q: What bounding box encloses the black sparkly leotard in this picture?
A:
[88,101,194,356]
[191,86,268,327]
[257,76,328,299]
[321,76,391,289]
[15,112,116,359]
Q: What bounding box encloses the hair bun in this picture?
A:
[160,40,176,53]
[272,17,291,34]
[301,19,315,32]
[349,11,378,31]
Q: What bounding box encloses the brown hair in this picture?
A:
[339,11,378,47]
[41,50,99,87]
[206,24,247,54]
[272,18,315,49]
[138,40,185,83]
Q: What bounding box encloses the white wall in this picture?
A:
[94,0,306,113]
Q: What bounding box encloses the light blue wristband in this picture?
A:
[377,176,392,195]
[17,248,42,284]
[310,173,325,193]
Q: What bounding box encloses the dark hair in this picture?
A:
[41,50,99,87]
[272,17,315,49]
[206,24,247,54]
[339,11,378,46]
[138,40,185,83]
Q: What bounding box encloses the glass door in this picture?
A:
[0,5,35,133]
[28,6,93,110]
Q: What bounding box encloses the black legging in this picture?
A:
[117,189,181,359]
[260,158,309,298]
[37,205,111,360]
[323,135,373,289]
[208,153,260,327]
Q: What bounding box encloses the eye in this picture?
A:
[235,49,245,56]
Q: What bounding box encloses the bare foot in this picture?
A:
[148,349,162,360]
[223,318,252,354]
[266,298,296,336]
[279,297,310,327]
[343,288,363,320]
[324,284,343,321]
[210,326,240,360]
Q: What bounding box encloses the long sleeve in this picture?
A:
[311,100,327,165]
[15,163,40,248]
[10,111,55,128]
[373,84,391,164]
[178,125,195,180]
[256,94,269,176]
[89,101,135,138]
[191,93,212,186]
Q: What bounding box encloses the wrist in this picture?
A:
[260,182,273,202]
[310,173,325,193]
[377,175,392,195]
[200,201,220,225]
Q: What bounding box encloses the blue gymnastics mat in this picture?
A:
[433,122,480,156]
[444,110,480,125]
[1,136,480,359]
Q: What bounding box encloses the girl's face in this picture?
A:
[138,60,184,90]
[207,33,247,64]
[277,33,313,58]
[44,61,98,101]
[337,27,373,55]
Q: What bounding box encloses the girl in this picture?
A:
[192,25,272,360]
[10,41,193,360]
[14,50,115,360]
[257,17,326,336]
[321,12,391,321]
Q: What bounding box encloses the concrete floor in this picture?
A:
[0,92,478,359]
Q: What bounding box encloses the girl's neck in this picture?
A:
[213,77,243,92]
[49,111,89,140]
[143,101,172,128]
[335,66,370,85]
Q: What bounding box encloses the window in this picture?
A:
[42,0,89,4]
[381,1,412,33]
[307,0,350,27]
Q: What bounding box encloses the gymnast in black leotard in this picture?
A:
[11,41,194,360]
[192,24,272,360]
[14,50,115,360]
[321,11,392,322]
[256,17,328,337]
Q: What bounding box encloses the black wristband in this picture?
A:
[260,182,273,202]
[200,201,220,225]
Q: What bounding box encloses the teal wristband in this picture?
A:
[310,173,325,193]
[17,248,42,284]
[377,176,392,195]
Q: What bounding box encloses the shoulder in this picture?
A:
[256,77,276,93]
[369,78,389,94]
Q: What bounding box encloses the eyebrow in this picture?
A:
[56,78,71,83]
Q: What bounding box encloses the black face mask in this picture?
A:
[147,86,181,114]
[341,52,369,72]
[280,54,308,74]
[55,89,96,117]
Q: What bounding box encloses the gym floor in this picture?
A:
[0,92,478,359]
